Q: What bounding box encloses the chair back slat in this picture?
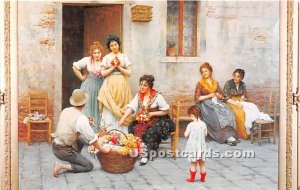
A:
[176,99,194,117]
[251,91,277,145]
[29,92,48,115]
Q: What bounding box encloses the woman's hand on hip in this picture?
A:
[81,74,87,81]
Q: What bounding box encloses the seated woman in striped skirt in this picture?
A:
[118,75,175,166]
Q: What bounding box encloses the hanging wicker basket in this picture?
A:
[97,129,138,173]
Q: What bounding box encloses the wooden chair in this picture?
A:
[160,99,193,159]
[27,92,52,145]
[251,92,277,145]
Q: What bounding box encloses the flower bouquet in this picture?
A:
[136,109,150,123]
[88,121,145,173]
[100,131,144,156]
[110,56,121,67]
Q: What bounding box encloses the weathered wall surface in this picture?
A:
[124,1,169,93]
[200,1,279,88]
[126,1,279,107]
[18,1,279,140]
[199,1,279,109]
[18,2,61,140]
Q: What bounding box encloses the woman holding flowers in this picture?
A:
[97,34,133,133]
[118,75,175,165]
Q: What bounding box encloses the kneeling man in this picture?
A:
[52,89,110,177]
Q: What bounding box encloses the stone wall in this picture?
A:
[18,2,61,141]
[17,1,279,141]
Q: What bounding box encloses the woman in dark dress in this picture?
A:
[223,69,248,139]
[194,62,238,145]
[118,75,175,165]
[224,69,266,136]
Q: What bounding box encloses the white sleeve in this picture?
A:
[124,54,132,68]
[156,94,169,111]
[126,94,139,115]
[100,56,108,68]
[202,121,207,129]
[187,123,191,131]
[73,57,89,70]
[75,115,98,145]
[201,122,207,130]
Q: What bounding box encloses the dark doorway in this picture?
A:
[62,4,123,109]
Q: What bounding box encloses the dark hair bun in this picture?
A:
[106,34,121,50]
[148,75,155,82]
[139,74,155,88]
[233,69,245,79]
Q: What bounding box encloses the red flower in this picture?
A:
[111,57,121,67]
[111,137,118,144]
[136,110,149,123]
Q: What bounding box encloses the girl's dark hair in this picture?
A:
[106,34,121,50]
[233,69,245,79]
[187,106,201,118]
[139,75,155,88]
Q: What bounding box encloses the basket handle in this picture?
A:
[107,129,128,140]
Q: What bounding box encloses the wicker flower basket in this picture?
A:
[96,129,138,173]
[97,151,138,173]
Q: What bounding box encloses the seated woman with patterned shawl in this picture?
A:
[118,75,175,165]
[194,62,238,146]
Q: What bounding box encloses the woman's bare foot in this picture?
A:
[53,161,61,177]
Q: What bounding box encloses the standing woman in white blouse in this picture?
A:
[72,41,104,132]
[97,34,133,133]
[119,75,175,165]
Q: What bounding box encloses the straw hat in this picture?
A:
[69,89,89,106]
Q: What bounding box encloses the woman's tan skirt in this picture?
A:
[98,74,133,126]
[226,96,248,139]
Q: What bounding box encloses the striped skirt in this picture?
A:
[80,75,104,132]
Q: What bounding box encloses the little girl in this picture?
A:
[184,106,207,182]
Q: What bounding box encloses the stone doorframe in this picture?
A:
[0,1,297,190]
[0,1,18,190]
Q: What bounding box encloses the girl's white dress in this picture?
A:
[185,120,207,162]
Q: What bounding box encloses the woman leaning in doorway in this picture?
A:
[72,41,104,132]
